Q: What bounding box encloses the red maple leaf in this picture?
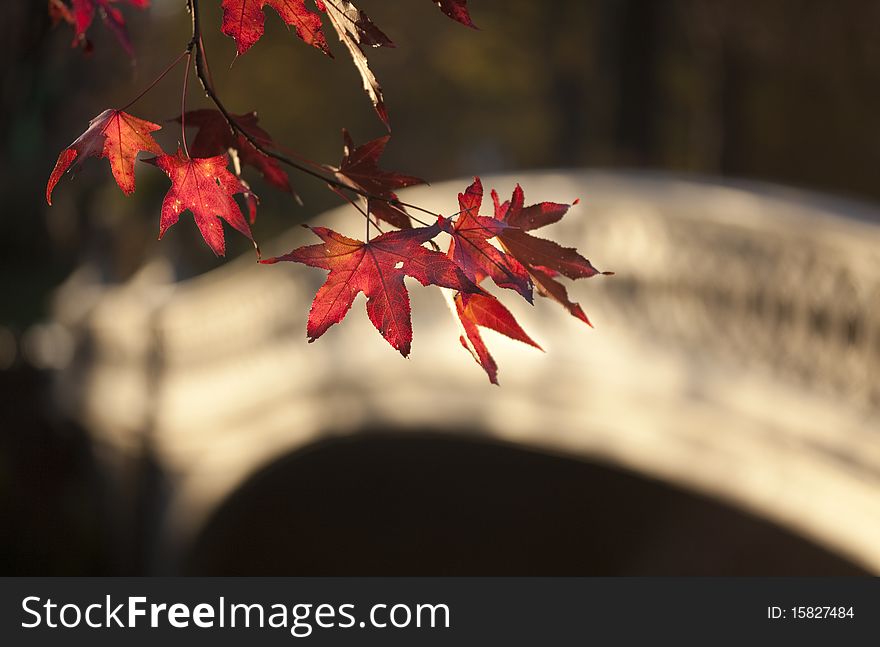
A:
[432,0,476,28]
[316,0,394,129]
[53,0,149,56]
[261,224,480,356]
[221,0,329,56]
[333,129,424,229]
[493,185,610,326]
[439,177,533,301]
[453,291,541,385]
[46,108,163,205]
[145,148,257,257]
[178,109,293,196]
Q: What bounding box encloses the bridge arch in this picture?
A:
[51,171,880,573]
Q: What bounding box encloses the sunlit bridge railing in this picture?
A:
[49,171,880,573]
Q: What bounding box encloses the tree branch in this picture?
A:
[185,0,441,224]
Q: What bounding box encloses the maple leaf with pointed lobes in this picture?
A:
[432,0,476,28]
[221,0,329,56]
[453,291,541,385]
[316,0,394,129]
[178,109,294,197]
[439,177,533,302]
[261,224,480,356]
[492,185,610,326]
[46,108,162,205]
[145,148,257,257]
[333,129,424,229]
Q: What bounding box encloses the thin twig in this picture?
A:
[185,0,444,222]
[180,51,192,158]
[119,49,189,112]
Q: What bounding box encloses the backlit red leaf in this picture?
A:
[221,0,329,56]
[46,108,162,205]
[334,129,424,229]
[261,224,479,356]
[454,291,541,384]
[496,228,600,280]
[145,148,257,257]
[439,178,533,301]
[493,184,608,325]
[492,185,570,231]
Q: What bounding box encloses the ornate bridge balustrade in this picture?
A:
[50,171,880,573]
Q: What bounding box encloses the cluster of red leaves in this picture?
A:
[46,103,441,256]
[46,0,610,384]
[262,178,608,384]
[45,110,607,381]
[45,108,253,256]
[46,0,474,254]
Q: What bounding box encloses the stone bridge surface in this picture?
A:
[50,171,880,573]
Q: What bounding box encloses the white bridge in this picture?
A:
[50,171,880,573]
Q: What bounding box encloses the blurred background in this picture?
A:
[1,0,879,575]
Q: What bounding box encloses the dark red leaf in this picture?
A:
[431,0,476,28]
[496,227,600,280]
[493,184,608,324]
[334,129,424,229]
[261,224,479,356]
[179,109,294,196]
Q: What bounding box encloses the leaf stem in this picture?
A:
[328,186,382,236]
[197,34,216,91]
[181,50,192,158]
[119,49,189,112]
